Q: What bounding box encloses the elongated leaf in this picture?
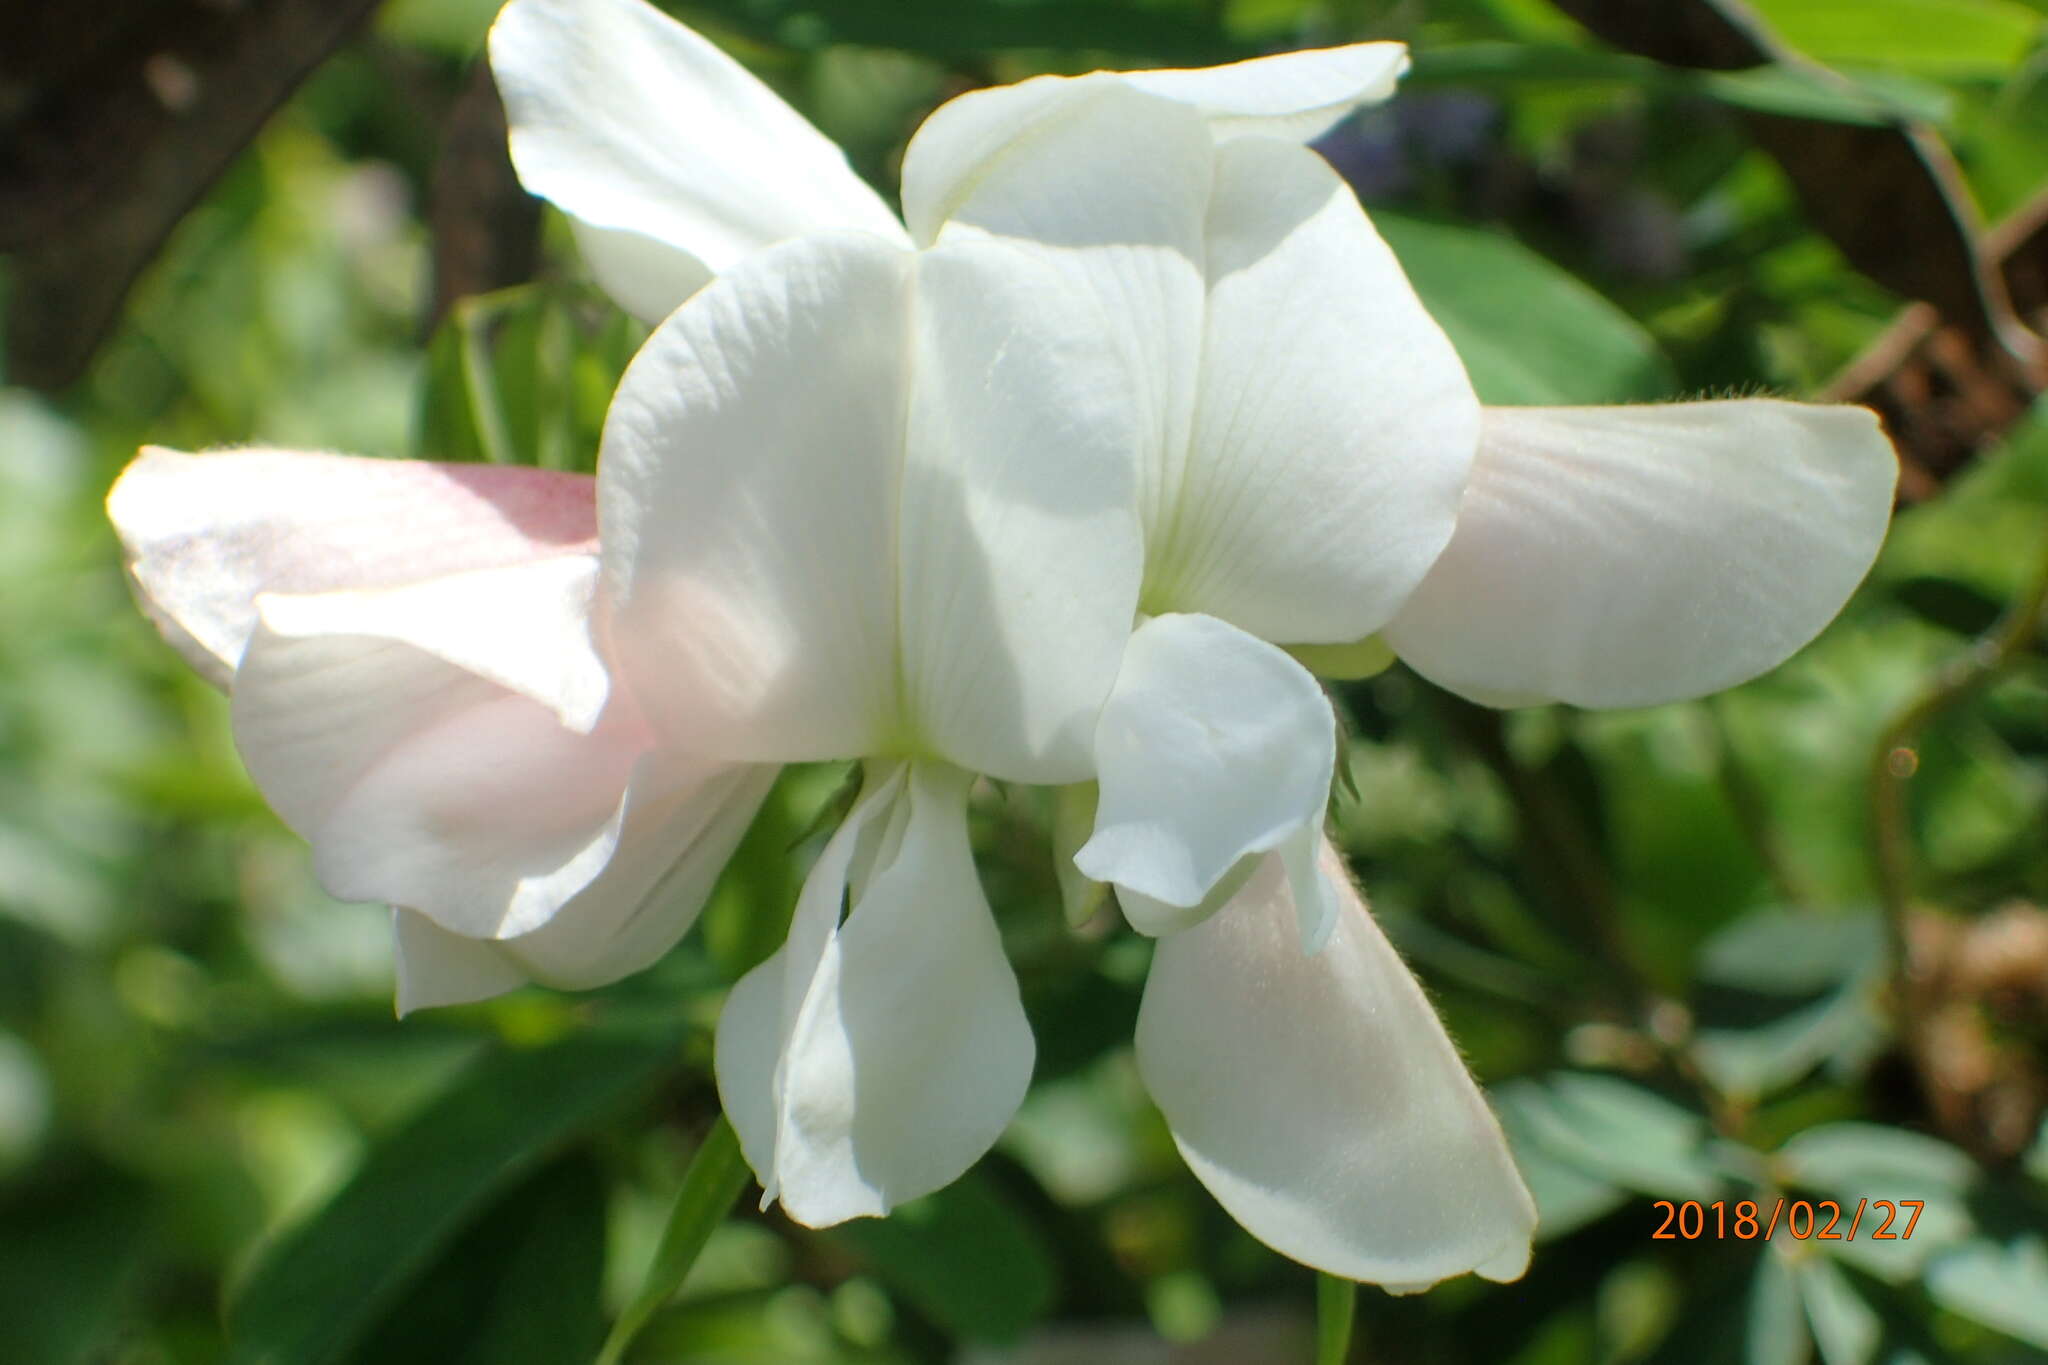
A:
[1549,0,2019,337]
[347,1154,609,1365]
[1492,1079,1631,1238]
[0,1166,151,1365]
[1746,1247,1810,1365]
[1374,213,1677,405]
[1410,44,1951,127]
[1689,907,1887,1099]
[681,0,1240,61]
[226,1028,681,1365]
[1793,1255,1882,1365]
[1746,0,2039,78]
[596,1115,752,1365]
[1925,1236,2048,1351]
[1776,1123,1978,1281]
[1492,1072,1723,1204]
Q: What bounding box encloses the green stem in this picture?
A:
[595,1115,752,1365]
[1315,1273,1357,1365]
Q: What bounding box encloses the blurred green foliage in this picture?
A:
[4,1,2048,1362]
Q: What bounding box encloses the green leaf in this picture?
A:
[1374,213,1677,405]
[0,1166,151,1365]
[680,0,1242,61]
[347,1155,608,1365]
[226,1028,681,1365]
[1494,1072,1724,1204]
[1492,1079,1631,1238]
[1746,1247,1811,1365]
[827,1171,1056,1345]
[1793,1255,1881,1365]
[1689,908,1887,1100]
[596,1115,752,1365]
[417,320,489,465]
[1411,44,1951,127]
[415,284,628,472]
[1746,0,2040,78]
[1775,1123,1978,1281]
[1893,576,2010,640]
[1702,66,1953,129]
[1924,1236,2048,1350]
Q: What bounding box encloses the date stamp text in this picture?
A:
[1650,1199,1922,1242]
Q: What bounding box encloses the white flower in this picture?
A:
[599,227,1146,1223]
[896,36,1902,1286]
[106,450,775,1014]
[485,0,1897,1290]
[112,196,1149,1232]
[113,0,1901,1299]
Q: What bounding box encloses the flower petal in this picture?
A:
[392,909,527,1014]
[1075,614,1334,931]
[106,448,594,687]
[233,558,638,939]
[566,220,714,332]
[905,80,1213,590]
[603,231,1142,779]
[491,0,906,323]
[900,239,1145,782]
[900,42,1407,241]
[1119,43,1410,142]
[391,760,777,1012]
[717,764,1033,1225]
[1136,839,1536,1288]
[1146,138,1475,642]
[909,98,1473,646]
[1384,401,1900,708]
[601,234,912,762]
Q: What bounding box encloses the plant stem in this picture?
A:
[1316,1273,1358,1365]
[594,1115,752,1365]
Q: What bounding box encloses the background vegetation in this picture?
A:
[4,0,2048,1361]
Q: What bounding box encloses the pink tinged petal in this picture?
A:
[1075,615,1335,940]
[232,557,637,940]
[106,447,595,688]
[490,0,907,324]
[1151,138,1476,642]
[602,231,1142,780]
[390,761,777,1013]
[1384,401,1900,709]
[1136,840,1537,1289]
[716,764,1033,1226]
